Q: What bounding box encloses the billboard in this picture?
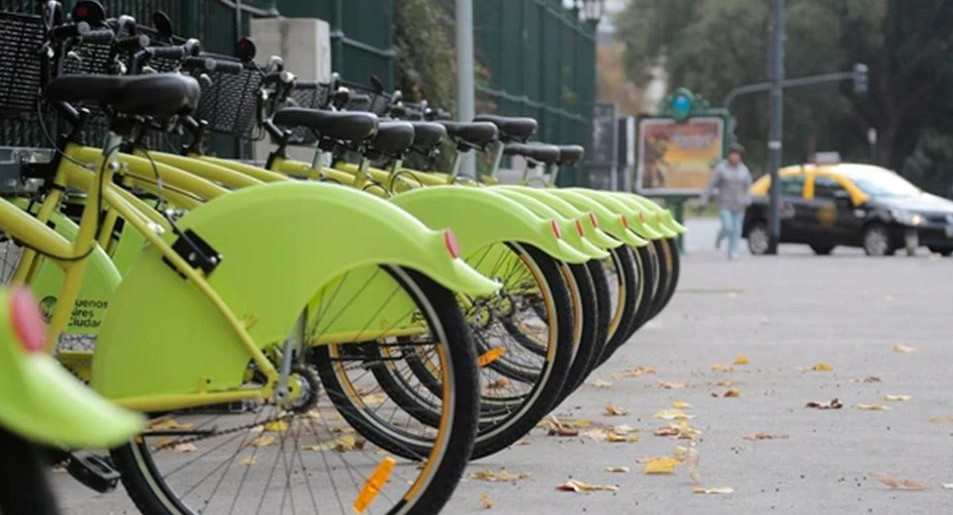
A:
[635,116,726,194]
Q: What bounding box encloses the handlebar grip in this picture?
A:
[80,28,115,44]
[149,46,187,60]
[50,21,86,40]
[116,34,150,52]
[181,56,215,72]
[208,59,244,75]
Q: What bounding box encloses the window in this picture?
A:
[779,175,805,197]
[813,175,846,199]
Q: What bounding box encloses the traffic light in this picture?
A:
[853,63,869,94]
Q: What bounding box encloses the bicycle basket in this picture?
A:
[0,12,47,120]
[344,82,392,116]
[195,55,263,139]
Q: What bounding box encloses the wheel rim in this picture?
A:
[748,226,769,254]
[865,227,889,256]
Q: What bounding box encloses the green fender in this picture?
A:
[608,193,678,238]
[24,209,121,335]
[547,189,648,247]
[488,188,600,262]
[495,185,620,252]
[0,288,141,448]
[623,193,687,234]
[389,186,587,263]
[569,189,666,240]
[90,182,499,401]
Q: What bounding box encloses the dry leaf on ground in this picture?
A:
[930,414,953,424]
[658,381,688,389]
[856,404,891,411]
[588,379,613,389]
[643,457,680,474]
[673,400,694,409]
[263,420,288,432]
[893,344,917,354]
[361,393,388,405]
[636,455,673,464]
[733,355,749,365]
[655,408,693,420]
[852,376,882,383]
[606,431,639,443]
[605,466,630,473]
[693,487,735,495]
[654,421,701,440]
[942,483,953,490]
[479,494,494,509]
[470,469,530,482]
[612,424,639,435]
[613,365,656,379]
[684,446,701,485]
[556,479,619,493]
[604,404,629,416]
[149,418,194,431]
[710,363,735,372]
[811,363,833,372]
[806,398,843,410]
[868,472,927,491]
[301,434,365,452]
[485,378,509,390]
[742,433,790,441]
[712,388,741,398]
[172,443,198,453]
[239,456,256,466]
[247,435,276,448]
[884,394,911,402]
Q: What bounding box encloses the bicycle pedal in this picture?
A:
[67,451,120,494]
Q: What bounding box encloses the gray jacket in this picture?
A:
[701,161,752,211]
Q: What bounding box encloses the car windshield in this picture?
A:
[852,172,920,198]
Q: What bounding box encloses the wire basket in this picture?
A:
[343,82,392,116]
[195,55,263,139]
[0,12,48,120]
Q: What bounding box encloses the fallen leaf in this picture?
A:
[868,472,927,491]
[893,344,917,354]
[653,425,681,437]
[149,418,194,431]
[723,389,741,398]
[263,420,288,432]
[361,393,388,405]
[604,404,629,416]
[856,403,891,411]
[613,365,656,379]
[643,457,680,474]
[805,398,843,410]
[553,427,579,437]
[684,446,701,485]
[742,433,790,441]
[300,434,365,452]
[930,414,953,424]
[673,400,694,409]
[588,379,613,389]
[710,363,735,372]
[172,443,197,453]
[712,380,736,387]
[654,421,702,440]
[470,469,530,482]
[606,431,639,443]
[636,455,673,464]
[605,466,630,473]
[479,493,494,509]
[556,479,619,492]
[942,483,953,490]
[852,376,882,383]
[658,381,687,389]
[884,394,911,402]
[247,435,276,448]
[239,456,256,466]
[612,424,639,435]
[693,487,735,495]
[485,378,509,390]
[655,408,693,421]
[811,363,833,372]
[733,354,749,365]
[561,418,592,429]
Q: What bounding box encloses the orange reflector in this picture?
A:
[588,212,599,228]
[575,219,585,236]
[550,219,562,239]
[620,215,629,229]
[478,347,505,367]
[354,457,396,513]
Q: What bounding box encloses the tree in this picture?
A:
[615,0,953,182]
[394,0,456,113]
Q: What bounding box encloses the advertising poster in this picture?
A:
[635,116,725,193]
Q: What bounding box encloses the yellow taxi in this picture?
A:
[743,163,953,256]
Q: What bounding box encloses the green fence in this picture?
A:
[474,0,597,186]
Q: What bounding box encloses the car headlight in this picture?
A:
[890,209,924,226]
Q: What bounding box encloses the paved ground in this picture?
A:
[56,218,953,514]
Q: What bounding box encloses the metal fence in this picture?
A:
[474,0,597,186]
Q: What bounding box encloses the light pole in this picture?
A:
[455,0,475,177]
[766,0,785,255]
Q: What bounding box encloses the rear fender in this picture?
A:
[90,183,498,400]
[389,186,586,263]
[616,193,679,237]
[495,185,616,254]
[547,189,647,247]
[571,189,665,240]
[623,193,686,234]
[487,188,596,262]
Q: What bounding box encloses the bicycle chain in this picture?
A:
[152,412,294,451]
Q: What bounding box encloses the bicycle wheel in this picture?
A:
[649,237,680,318]
[0,427,59,515]
[554,261,608,401]
[320,242,574,460]
[593,244,641,366]
[112,265,479,515]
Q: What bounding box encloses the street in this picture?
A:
[55,219,953,514]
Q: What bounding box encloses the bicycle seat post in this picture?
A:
[547,163,560,188]
[486,140,505,181]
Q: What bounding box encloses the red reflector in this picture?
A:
[10,287,46,353]
[443,229,460,259]
[575,220,585,237]
[550,219,562,239]
[75,5,89,18]
[588,212,599,228]
[620,215,629,228]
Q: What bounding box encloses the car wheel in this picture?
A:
[928,246,953,257]
[810,244,835,255]
[746,221,770,256]
[863,223,893,256]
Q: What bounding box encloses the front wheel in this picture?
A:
[863,224,895,256]
[746,221,770,255]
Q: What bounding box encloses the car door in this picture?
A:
[805,174,855,245]
[778,174,810,243]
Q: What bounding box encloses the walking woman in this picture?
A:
[700,143,752,259]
